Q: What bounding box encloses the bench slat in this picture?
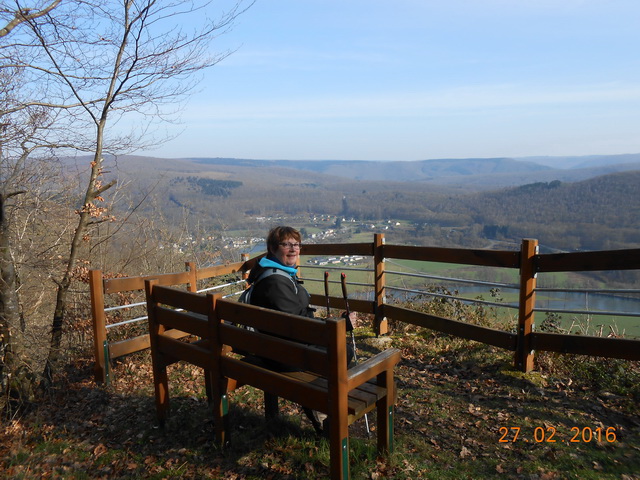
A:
[277,371,387,419]
[216,299,329,346]
[222,356,329,412]
[151,285,209,313]
[348,383,383,405]
[353,380,386,398]
[220,323,330,376]
[155,307,210,338]
[157,335,214,370]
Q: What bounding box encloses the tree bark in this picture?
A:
[0,193,25,411]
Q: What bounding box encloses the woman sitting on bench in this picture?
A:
[246,225,354,432]
[247,225,316,319]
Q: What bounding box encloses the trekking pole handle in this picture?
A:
[340,273,350,315]
[340,273,355,331]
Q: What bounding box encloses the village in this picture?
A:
[305,254,366,267]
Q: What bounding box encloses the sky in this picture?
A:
[136,0,640,161]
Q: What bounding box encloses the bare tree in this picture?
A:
[0,123,74,412]
[0,56,73,410]
[1,0,253,392]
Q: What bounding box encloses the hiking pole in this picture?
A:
[324,271,331,318]
[340,272,356,344]
[340,272,370,436]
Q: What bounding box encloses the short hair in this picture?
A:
[266,226,301,254]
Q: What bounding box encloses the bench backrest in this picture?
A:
[145,282,217,370]
[215,298,347,376]
[145,283,349,377]
[213,298,349,412]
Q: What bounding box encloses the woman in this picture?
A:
[246,225,315,318]
[246,226,352,433]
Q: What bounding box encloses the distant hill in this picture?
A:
[187,156,550,183]
[61,152,640,191]
[454,171,640,251]
[520,153,640,169]
[184,154,640,189]
[417,160,640,190]
[51,153,640,253]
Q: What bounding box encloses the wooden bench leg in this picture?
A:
[376,370,395,454]
[212,375,231,447]
[204,369,213,404]
[329,410,349,480]
[152,355,170,427]
[377,404,394,454]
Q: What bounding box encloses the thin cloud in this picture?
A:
[189,82,640,122]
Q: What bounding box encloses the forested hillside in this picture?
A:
[189,153,640,186]
[190,156,551,183]
[98,155,640,253]
[457,173,640,251]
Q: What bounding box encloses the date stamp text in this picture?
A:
[498,426,618,444]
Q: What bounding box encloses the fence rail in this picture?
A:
[89,258,256,383]
[89,234,640,384]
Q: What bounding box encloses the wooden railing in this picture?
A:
[89,255,262,383]
[89,234,640,383]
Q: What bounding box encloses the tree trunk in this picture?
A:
[41,129,107,388]
[0,193,29,412]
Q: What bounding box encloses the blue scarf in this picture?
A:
[259,256,298,277]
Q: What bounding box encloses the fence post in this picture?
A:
[374,233,387,335]
[185,261,198,292]
[515,238,538,372]
[89,269,107,383]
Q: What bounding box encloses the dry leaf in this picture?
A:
[460,446,472,458]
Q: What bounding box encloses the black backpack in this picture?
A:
[238,268,298,304]
[235,268,298,334]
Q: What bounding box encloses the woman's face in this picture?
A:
[273,236,301,267]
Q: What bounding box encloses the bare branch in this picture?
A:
[0,0,62,38]
[94,179,116,196]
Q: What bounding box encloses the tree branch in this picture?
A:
[94,179,116,196]
[0,0,62,38]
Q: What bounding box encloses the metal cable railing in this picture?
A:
[536,287,640,294]
[104,261,640,332]
[385,269,520,290]
[302,264,372,273]
[303,259,640,319]
[385,285,519,309]
[532,306,640,317]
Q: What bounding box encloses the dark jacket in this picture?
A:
[247,255,353,371]
[247,255,315,318]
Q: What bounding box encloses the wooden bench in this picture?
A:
[145,280,402,480]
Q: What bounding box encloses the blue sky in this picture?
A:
[138,0,640,161]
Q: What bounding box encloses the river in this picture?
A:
[386,284,640,338]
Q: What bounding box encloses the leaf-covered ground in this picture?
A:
[1,327,639,479]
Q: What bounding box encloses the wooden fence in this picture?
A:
[89,256,261,383]
[89,234,640,383]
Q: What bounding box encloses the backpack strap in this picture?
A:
[239,268,298,304]
[253,268,298,294]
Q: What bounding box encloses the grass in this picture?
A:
[1,297,639,479]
